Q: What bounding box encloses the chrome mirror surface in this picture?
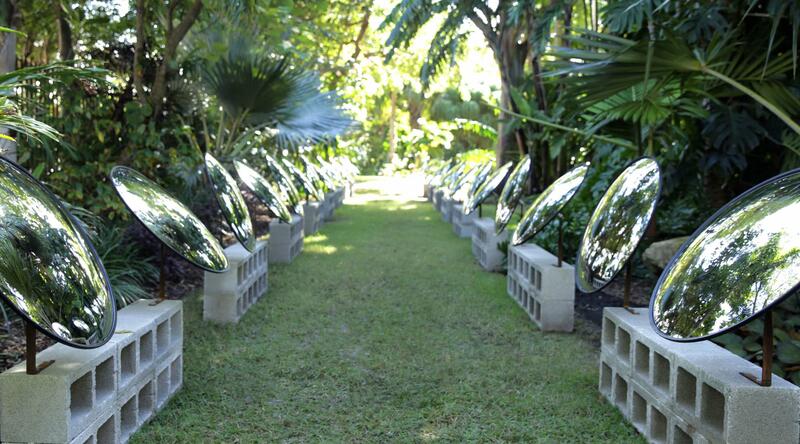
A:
[234,161,292,223]
[204,153,255,252]
[494,156,532,233]
[111,165,228,272]
[0,157,116,348]
[512,163,589,245]
[575,158,660,293]
[651,169,800,341]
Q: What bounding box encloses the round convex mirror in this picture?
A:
[234,161,292,223]
[495,155,532,233]
[575,157,660,293]
[110,166,228,272]
[512,163,589,245]
[651,168,800,341]
[466,162,495,201]
[281,158,324,202]
[265,154,301,207]
[204,153,256,252]
[465,161,514,215]
[0,157,116,348]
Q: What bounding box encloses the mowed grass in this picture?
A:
[132,176,641,443]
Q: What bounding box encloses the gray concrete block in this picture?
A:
[451,202,477,238]
[432,189,443,211]
[204,240,269,323]
[303,201,321,236]
[269,214,304,264]
[0,300,183,443]
[507,244,575,332]
[471,218,507,272]
[600,307,800,444]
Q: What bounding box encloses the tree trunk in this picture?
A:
[0,0,18,161]
[53,1,73,60]
[134,0,203,117]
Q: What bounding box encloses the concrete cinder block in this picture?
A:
[471,217,508,272]
[600,308,800,444]
[0,300,183,443]
[432,189,443,211]
[269,214,304,264]
[303,201,321,236]
[204,240,269,323]
[0,343,117,443]
[507,243,574,332]
[451,202,477,238]
[440,197,454,223]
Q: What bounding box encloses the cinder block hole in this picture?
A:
[120,342,136,385]
[535,270,542,291]
[632,391,647,428]
[237,265,243,285]
[613,374,628,412]
[156,320,169,357]
[533,301,541,322]
[138,381,154,423]
[673,425,693,444]
[700,383,725,434]
[676,367,697,413]
[602,319,616,347]
[634,341,650,377]
[157,367,170,406]
[120,394,137,440]
[600,362,612,395]
[616,327,631,361]
[96,414,116,444]
[140,331,154,367]
[653,352,670,394]
[170,355,183,391]
[70,371,93,422]
[170,313,182,344]
[649,406,667,443]
[96,356,115,403]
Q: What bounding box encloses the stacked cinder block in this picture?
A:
[432,189,443,212]
[269,214,304,263]
[334,187,345,208]
[506,243,574,332]
[303,201,321,236]
[0,300,183,444]
[203,240,269,324]
[322,192,335,221]
[471,218,507,272]
[441,197,454,223]
[451,202,477,238]
[600,308,800,444]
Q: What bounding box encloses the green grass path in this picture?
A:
[132,176,641,443]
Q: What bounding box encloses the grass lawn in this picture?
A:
[132,175,642,443]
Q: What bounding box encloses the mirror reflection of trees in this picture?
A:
[234,161,293,223]
[281,158,324,202]
[495,155,532,233]
[653,172,800,339]
[513,164,589,245]
[264,154,301,209]
[110,167,228,272]
[0,159,114,347]
[466,161,514,214]
[576,158,660,292]
[204,153,256,252]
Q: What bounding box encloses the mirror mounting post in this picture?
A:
[25,321,53,375]
[623,261,637,315]
[741,310,773,387]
